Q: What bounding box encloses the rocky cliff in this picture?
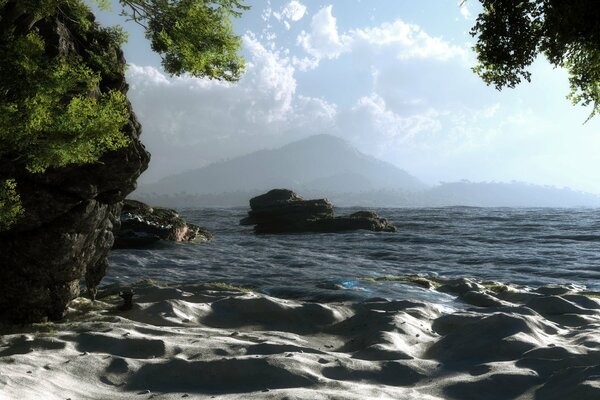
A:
[0,3,150,322]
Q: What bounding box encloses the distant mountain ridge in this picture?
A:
[134,134,600,208]
[137,134,426,196]
[421,181,600,208]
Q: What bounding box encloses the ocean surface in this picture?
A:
[107,207,600,304]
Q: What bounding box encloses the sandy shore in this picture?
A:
[1,278,600,399]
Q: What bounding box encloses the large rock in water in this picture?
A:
[241,189,396,234]
[114,200,212,249]
[0,5,150,322]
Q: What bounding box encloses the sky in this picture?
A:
[92,1,600,193]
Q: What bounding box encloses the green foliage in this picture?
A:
[0,180,23,231]
[91,0,112,11]
[471,0,600,119]
[0,0,131,230]
[0,30,130,174]
[205,281,253,292]
[0,0,248,230]
[119,0,248,81]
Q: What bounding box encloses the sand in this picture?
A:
[1,278,600,400]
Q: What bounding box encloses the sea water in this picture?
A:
[106,207,600,303]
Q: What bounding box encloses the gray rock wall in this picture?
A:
[0,3,150,322]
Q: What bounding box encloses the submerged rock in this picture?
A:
[114,200,212,249]
[0,4,149,322]
[240,189,396,234]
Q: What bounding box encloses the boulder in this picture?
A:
[249,189,304,209]
[241,189,396,234]
[0,5,149,322]
[114,199,212,248]
[307,211,397,233]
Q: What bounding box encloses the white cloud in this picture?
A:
[269,1,307,29]
[297,5,349,61]
[126,9,492,185]
[296,5,465,70]
[261,4,273,21]
[126,2,600,193]
[351,94,442,142]
[277,1,307,22]
[459,0,471,19]
[241,33,297,122]
[291,55,320,71]
[127,65,170,86]
[459,1,471,19]
[126,33,337,182]
[352,21,467,61]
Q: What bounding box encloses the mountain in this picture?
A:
[133,135,600,208]
[136,134,426,197]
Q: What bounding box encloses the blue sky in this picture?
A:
[93,1,600,193]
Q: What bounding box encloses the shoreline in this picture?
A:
[1,278,600,399]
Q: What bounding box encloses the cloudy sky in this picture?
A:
[93,1,600,193]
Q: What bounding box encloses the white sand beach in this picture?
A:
[1,279,600,400]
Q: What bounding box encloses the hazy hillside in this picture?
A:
[137,134,426,196]
[134,135,600,208]
[419,181,600,208]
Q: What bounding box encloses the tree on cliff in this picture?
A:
[0,0,247,230]
[470,0,600,120]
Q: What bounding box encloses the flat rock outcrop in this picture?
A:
[114,199,212,249]
[0,4,149,322]
[240,189,396,234]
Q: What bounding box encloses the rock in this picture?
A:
[460,290,506,308]
[249,189,304,209]
[243,189,334,233]
[308,212,397,233]
[119,289,134,311]
[239,215,257,226]
[241,189,396,234]
[534,285,572,296]
[525,296,595,316]
[0,5,150,322]
[437,278,485,296]
[113,199,212,249]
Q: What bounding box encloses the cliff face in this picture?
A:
[0,3,150,322]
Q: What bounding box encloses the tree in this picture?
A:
[470,0,600,121]
[0,0,247,230]
[116,0,248,81]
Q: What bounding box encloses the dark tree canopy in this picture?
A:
[471,0,600,120]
